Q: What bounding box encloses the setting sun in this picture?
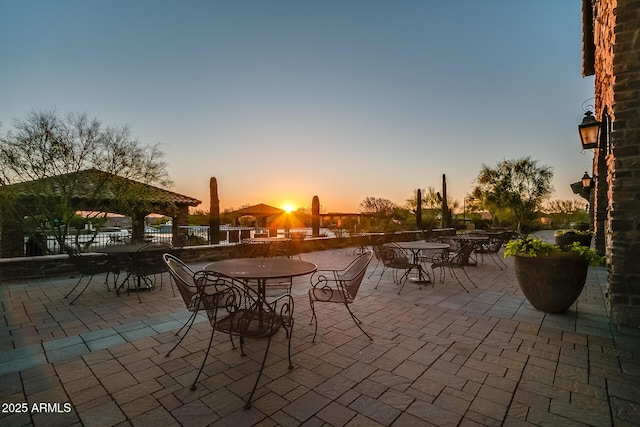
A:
[282,203,296,213]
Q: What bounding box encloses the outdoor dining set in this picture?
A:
[60,230,515,409]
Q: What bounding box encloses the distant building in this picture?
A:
[104,215,132,229]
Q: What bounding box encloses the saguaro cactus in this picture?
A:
[312,195,320,237]
[209,177,220,244]
[416,188,422,229]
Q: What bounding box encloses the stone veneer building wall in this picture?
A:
[583,0,640,327]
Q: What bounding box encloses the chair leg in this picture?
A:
[239,336,246,356]
[64,275,84,300]
[431,265,445,283]
[374,266,388,289]
[489,253,504,270]
[175,310,197,336]
[166,310,198,357]
[448,267,469,292]
[460,267,478,289]
[244,334,273,409]
[104,272,112,292]
[397,276,407,295]
[397,269,412,295]
[167,273,177,296]
[367,259,380,279]
[120,273,142,303]
[449,266,477,292]
[158,272,173,294]
[65,274,93,305]
[309,296,319,342]
[398,267,413,284]
[344,303,372,341]
[498,253,509,268]
[191,327,215,390]
[490,252,508,270]
[116,273,132,296]
[108,270,121,293]
[282,320,294,370]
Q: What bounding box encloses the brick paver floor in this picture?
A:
[1,239,639,426]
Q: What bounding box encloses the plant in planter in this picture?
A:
[553,229,593,248]
[504,238,603,313]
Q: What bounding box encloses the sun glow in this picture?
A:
[282,203,296,213]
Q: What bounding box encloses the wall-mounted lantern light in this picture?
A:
[579,111,601,149]
[581,171,594,189]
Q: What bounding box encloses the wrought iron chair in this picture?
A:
[375,244,415,294]
[192,271,294,409]
[276,236,303,259]
[308,250,374,341]
[367,238,386,279]
[473,232,513,270]
[165,246,183,296]
[247,241,271,257]
[162,253,204,357]
[121,242,174,301]
[431,242,478,292]
[63,245,120,304]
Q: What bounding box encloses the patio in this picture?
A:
[1,237,639,426]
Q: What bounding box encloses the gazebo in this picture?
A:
[0,169,201,257]
[230,203,285,228]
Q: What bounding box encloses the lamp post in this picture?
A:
[463,196,474,230]
[463,197,466,226]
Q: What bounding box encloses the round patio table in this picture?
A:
[204,257,317,298]
[385,241,450,284]
[97,243,172,295]
[205,258,317,335]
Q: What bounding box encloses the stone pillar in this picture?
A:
[130,213,146,244]
[173,207,189,247]
[0,212,26,257]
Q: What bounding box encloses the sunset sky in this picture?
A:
[1,1,594,213]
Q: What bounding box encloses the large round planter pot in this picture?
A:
[514,252,588,313]
[554,232,592,248]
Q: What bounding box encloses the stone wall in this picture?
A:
[592,0,640,327]
[608,0,640,327]
[0,233,424,283]
[592,0,616,256]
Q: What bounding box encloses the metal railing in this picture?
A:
[23,226,343,256]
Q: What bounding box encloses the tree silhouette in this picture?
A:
[472,157,553,231]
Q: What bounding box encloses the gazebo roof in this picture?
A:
[230,203,284,218]
[1,168,201,213]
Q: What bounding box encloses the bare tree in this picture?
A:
[359,197,396,219]
[358,196,399,232]
[0,110,172,253]
[544,199,588,228]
